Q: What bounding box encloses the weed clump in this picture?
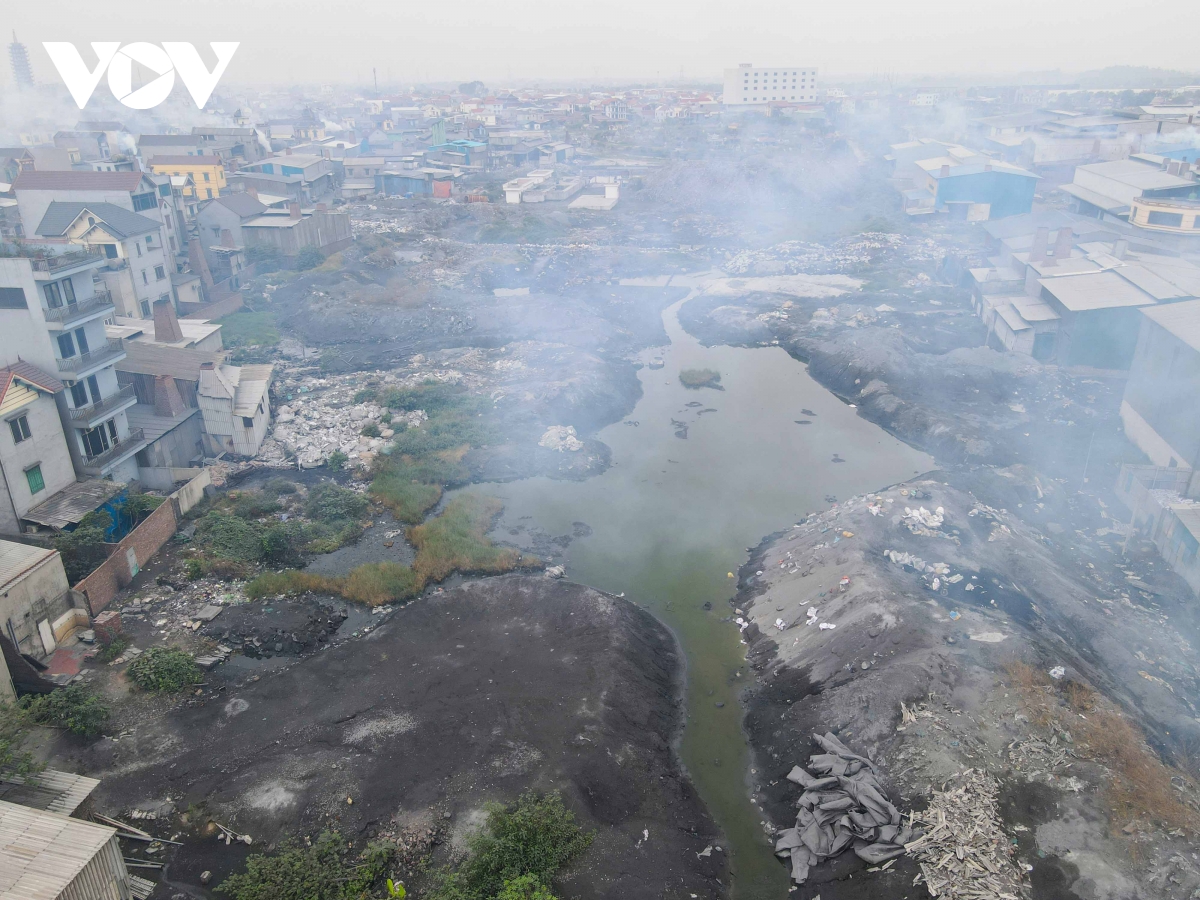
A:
[127,647,202,692]
[409,495,523,583]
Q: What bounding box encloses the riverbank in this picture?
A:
[50,576,729,900]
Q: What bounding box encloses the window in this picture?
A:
[1148,211,1184,227]
[0,288,27,310]
[203,172,210,182]
[136,242,142,257]
[146,236,154,247]
[81,423,110,459]
[43,282,62,308]
[74,327,89,354]
[140,299,151,317]
[61,279,75,304]
[25,465,44,495]
[132,191,157,212]
[69,380,88,408]
[155,265,166,281]
[86,375,101,404]
[9,415,31,443]
[242,416,255,428]
[57,333,76,358]
[142,270,149,285]
[206,188,213,199]
[103,244,118,259]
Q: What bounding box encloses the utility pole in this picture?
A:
[373,68,378,94]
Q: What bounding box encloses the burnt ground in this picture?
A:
[57,577,727,900]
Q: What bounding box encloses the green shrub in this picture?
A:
[218,831,393,900]
[21,685,109,737]
[127,648,202,692]
[295,247,324,271]
[353,388,378,403]
[96,633,131,663]
[380,411,392,425]
[195,512,265,561]
[184,559,204,581]
[263,522,306,567]
[245,570,339,600]
[360,422,381,438]
[54,510,112,584]
[231,491,280,520]
[425,792,591,900]
[262,477,299,498]
[305,483,368,524]
[326,450,348,471]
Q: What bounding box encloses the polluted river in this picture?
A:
[455,282,932,899]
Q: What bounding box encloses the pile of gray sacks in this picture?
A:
[775,733,921,884]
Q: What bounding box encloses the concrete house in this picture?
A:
[0,254,144,484]
[11,171,165,244]
[33,202,173,320]
[0,539,74,661]
[195,193,268,249]
[0,362,77,535]
[197,362,273,457]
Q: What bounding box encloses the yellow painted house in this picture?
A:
[147,155,226,200]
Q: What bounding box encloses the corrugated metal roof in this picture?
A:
[1059,182,1130,214]
[35,202,160,239]
[22,481,123,530]
[994,303,1031,333]
[1011,296,1061,323]
[233,365,272,417]
[1142,298,1200,353]
[0,771,98,817]
[125,404,199,442]
[0,800,117,900]
[1117,264,1193,301]
[0,541,58,594]
[117,343,226,380]
[1040,271,1156,312]
[210,194,266,218]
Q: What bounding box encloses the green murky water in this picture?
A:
[456,287,931,898]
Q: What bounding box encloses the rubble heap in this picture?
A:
[904,769,1026,900]
[538,425,584,452]
[257,370,432,469]
[775,732,919,884]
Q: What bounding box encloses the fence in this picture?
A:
[75,469,210,614]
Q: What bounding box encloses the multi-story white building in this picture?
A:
[0,253,144,485]
[723,64,820,106]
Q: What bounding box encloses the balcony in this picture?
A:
[68,383,137,427]
[80,427,146,476]
[43,291,116,330]
[27,249,105,278]
[56,339,126,375]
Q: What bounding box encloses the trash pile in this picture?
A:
[775,733,919,885]
[538,425,584,452]
[901,505,946,536]
[905,769,1026,899]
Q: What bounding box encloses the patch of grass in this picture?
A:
[20,685,109,738]
[218,831,393,900]
[342,562,423,606]
[305,483,368,524]
[261,477,298,499]
[369,464,444,524]
[245,562,422,607]
[127,648,202,692]
[409,495,523,583]
[679,368,721,389]
[195,512,266,561]
[217,310,280,349]
[425,792,592,900]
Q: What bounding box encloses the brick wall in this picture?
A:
[77,498,179,615]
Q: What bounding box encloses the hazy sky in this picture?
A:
[6,0,1198,88]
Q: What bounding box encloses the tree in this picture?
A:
[54,510,112,584]
[295,247,324,270]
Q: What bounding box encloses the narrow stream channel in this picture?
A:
[456,282,931,898]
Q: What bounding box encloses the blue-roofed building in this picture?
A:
[916,153,1041,220]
